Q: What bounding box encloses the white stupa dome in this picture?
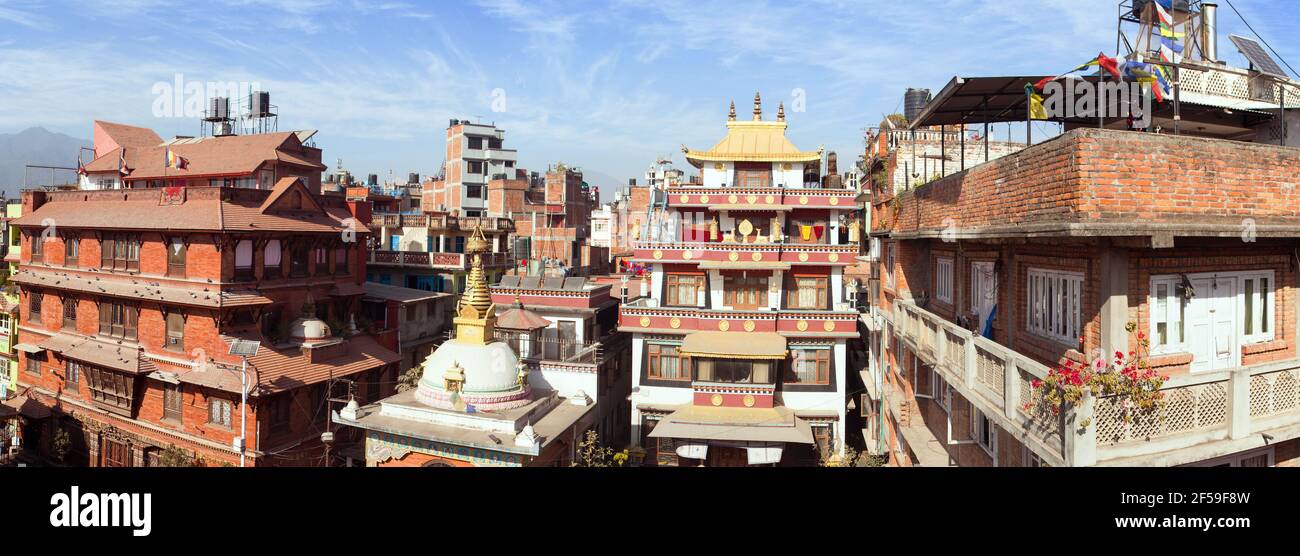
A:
[417,339,521,394]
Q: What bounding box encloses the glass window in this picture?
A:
[647,344,690,381]
[264,239,282,278]
[209,397,233,427]
[665,274,706,307]
[788,276,828,310]
[787,348,831,384]
[935,257,954,304]
[167,237,185,276]
[165,311,184,351]
[1026,268,1083,344]
[696,358,772,384]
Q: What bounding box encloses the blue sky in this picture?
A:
[1,0,1297,194]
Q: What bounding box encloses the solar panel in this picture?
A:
[562,277,587,291]
[1230,34,1288,78]
[498,276,520,288]
[228,339,261,357]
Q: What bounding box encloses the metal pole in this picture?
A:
[940,125,946,177]
[960,125,966,171]
[240,357,248,468]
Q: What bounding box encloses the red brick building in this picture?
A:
[869,123,1300,467]
[7,123,398,467]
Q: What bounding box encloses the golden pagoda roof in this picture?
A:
[682,120,823,165]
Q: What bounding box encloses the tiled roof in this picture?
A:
[9,267,272,308]
[95,120,163,150]
[683,121,822,164]
[221,334,400,394]
[11,183,358,234]
[83,131,324,179]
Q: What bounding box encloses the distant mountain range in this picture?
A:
[0,127,92,198]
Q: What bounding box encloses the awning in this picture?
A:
[680,331,787,360]
[1,396,51,420]
[674,440,786,465]
[648,405,814,444]
[12,343,43,354]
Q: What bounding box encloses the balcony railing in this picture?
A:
[367,250,513,270]
[891,299,1300,467]
[369,213,515,233]
[619,297,858,336]
[630,240,855,266]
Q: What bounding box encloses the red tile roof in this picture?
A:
[83,131,324,180]
[221,334,400,394]
[95,120,163,150]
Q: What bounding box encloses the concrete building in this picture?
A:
[359,282,456,373]
[868,51,1300,467]
[364,212,515,293]
[618,93,860,466]
[422,120,518,217]
[491,275,632,446]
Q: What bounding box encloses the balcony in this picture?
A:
[665,186,855,211]
[891,299,1300,467]
[630,240,855,267]
[367,250,513,271]
[618,298,858,337]
[370,213,515,233]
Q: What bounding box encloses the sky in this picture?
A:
[1,0,1298,195]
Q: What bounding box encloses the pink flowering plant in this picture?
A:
[1026,322,1168,429]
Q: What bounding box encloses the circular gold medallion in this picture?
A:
[718,320,730,331]
[711,394,723,406]
[737,219,754,237]
[797,320,809,331]
[829,196,840,206]
[743,394,756,407]
[699,195,709,204]
[798,252,809,262]
[799,195,809,205]
[765,195,776,204]
[653,250,663,260]
[824,320,837,332]
[682,250,693,260]
[714,163,725,171]
[751,252,763,262]
[743,320,756,332]
[782,163,793,171]
[728,252,739,262]
[728,194,738,204]
[639,316,651,327]
[829,253,840,263]
[669,317,681,329]
[747,194,758,204]
[679,194,690,204]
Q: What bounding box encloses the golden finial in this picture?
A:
[778,101,785,122]
[752,91,762,121]
[728,100,736,121]
[453,221,497,345]
[466,221,489,254]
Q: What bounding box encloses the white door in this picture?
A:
[1186,277,1239,372]
[971,262,997,334]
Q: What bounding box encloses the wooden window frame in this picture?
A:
[208,396,234,428]
[100,233,141,271]
[64,236,79,267]
[164,311,184,352]
[724,273,769,310]
[646,344,690,381]
[787,347,832,385]
[98,301,139,341]
[935,257,954,304]
[163,382,183,423]
[166,236,186,277]
[787,274,829,310]
[1026,267,1084,345]
[664,273,706,308]
[28,290,41,324]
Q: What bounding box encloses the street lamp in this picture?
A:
[227,339,261,468]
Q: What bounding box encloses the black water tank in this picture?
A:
[904,88,931,123]
[409,173,420,184]
[367,174,378,186]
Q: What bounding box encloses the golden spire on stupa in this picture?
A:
[752,91,763,121]
[728,100,737,121]
[453,222,497,345]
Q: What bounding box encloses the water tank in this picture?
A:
[367,174,378,186]
[409,173,420,184]
[1132,0,1190,18]
[903,88,931,123]
[628,178,637,186]
[214,121,235,137]
[249,91,271,117]
[208,97,229,120]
